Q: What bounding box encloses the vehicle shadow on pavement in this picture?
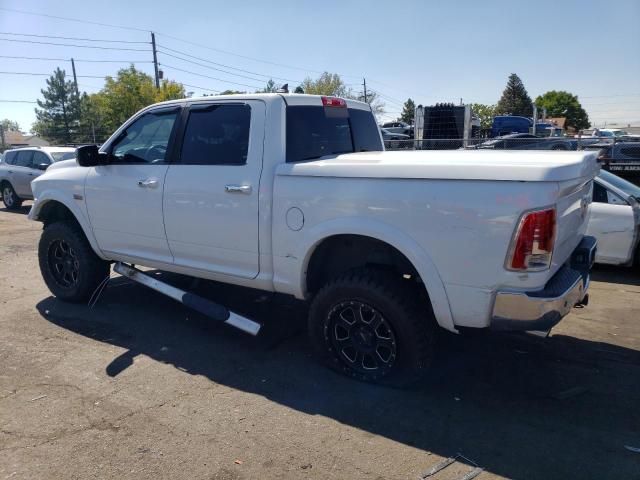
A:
[591,264,640,286]
[36,271,640,480]
[0,205,31,215]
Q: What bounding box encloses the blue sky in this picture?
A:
[1,0,639,132]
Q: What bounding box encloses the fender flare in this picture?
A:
[296,217,456,333]
[29,190,107,260]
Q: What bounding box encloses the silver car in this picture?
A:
[0,147,76,210]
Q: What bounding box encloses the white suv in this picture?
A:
[0,146,76,209]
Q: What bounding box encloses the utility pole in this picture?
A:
[151,32,160,88]
[0,124,5,151]
[363,78,368,103]
[71,58,79,95]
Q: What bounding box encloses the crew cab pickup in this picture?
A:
[29,94,597,385]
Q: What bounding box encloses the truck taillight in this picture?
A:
[321,96,347,108]
[507,207,556,271]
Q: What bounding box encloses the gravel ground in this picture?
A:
[1,203,639,480]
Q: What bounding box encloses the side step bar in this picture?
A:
[113,262,261,336]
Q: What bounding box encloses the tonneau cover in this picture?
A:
[277,150,599,182]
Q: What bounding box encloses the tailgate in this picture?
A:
[553,177,594,272]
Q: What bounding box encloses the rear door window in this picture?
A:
[286,106,382,163]
[180,104,251,165]
[15,151,34,168]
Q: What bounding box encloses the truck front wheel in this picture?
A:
[38,221,110,303]
[308,268,435,386]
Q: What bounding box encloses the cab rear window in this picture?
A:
[286,106,382,163]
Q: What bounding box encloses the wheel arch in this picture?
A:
[30,195,107,260]
[297,218,456,332]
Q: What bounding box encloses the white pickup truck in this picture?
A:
[29,94,597,385]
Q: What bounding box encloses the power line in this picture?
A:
[0,99,38,103]
[0,7,362,79]
[0,31,149,44]
[0,54,152,63]
[159,63,262,90]
[156,45,303,84]
[157,33,359,78]
[0,37,149,51]
[0,70,106,79]
[157,50,275,84]
[180,83,220,93]
[0,7,150,33]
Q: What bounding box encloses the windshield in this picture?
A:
[599,170,640,199]
[286,105,383,162]
[50,151,76,162]
[613,130,629,137]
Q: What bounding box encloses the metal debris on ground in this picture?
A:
[29,394,47,401]
[421,453,483,479]
[624,445,640,453]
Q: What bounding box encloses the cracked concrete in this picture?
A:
[1,203,639,480]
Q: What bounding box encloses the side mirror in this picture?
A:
[35,163,50,171]
[76,145,107,167]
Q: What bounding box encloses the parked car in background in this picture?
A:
[476,133,576,150]
[0,146,76,209]
[587,170,640,266]
[381,121,413,137]
[590,129,640,141]
[380,128,411,149]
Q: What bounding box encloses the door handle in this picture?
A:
[137,178,159,188]
[225,184,252,194]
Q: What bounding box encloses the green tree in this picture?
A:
[156,78,186,102]
[1,119,20,132]
[33,68,81,143]
[496,73,533,117]
[100,66,184,131]
[469,103,497,130]
[301,72,350,97]
[257,79,278,93]
[77,93,109,143]
[534,90,590,131]
[219,89,245,95]
[294,85,304,94]
[398,98,415,124]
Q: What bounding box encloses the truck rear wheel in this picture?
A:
[308,268,435,386]
[39,221,110,303]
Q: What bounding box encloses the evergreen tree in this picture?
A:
[399,98,415,124]
[294,85,304,94]
[496,73,533,117]
[257,79,278,93]
[33,68,81,143]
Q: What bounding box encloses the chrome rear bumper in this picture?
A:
[491,236,596,332]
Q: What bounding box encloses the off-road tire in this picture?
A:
[308,268,435,387]
[39,221,110,303]
[2,183,23,210]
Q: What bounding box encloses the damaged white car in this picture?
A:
[588,170,640,266]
